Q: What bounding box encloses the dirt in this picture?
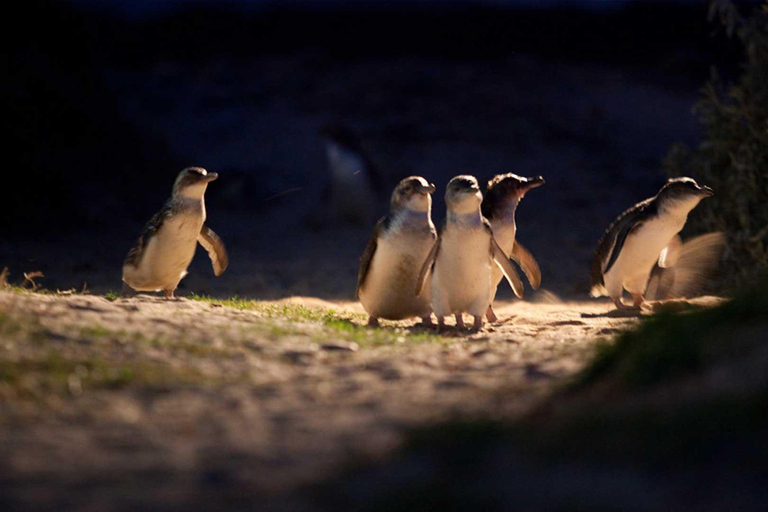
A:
[0,289,724,510]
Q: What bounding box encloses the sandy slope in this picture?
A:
[0,290,723,509]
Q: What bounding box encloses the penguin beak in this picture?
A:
[203,172,219,183]
[419,183,436,195]
[524,176,545,190]
[700,186,714,197]
[517,176,544,197]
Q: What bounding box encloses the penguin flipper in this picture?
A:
[357,217,387,298]
[491,238,524,299]
[415,238,440,298]
[649,232,726,300]
[646,266,676,300]
[124,202,172,268]
[658,235,682,268]
[198,225,229,276]
[511,241,541,290]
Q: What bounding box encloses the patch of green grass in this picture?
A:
[0,350,215,398]
[191,294,441,347]
[190,293,366,322]
[104,290,119,301]
[321,317,443,347]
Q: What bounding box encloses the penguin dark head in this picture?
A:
[482,173,544,220]
[391,176,435,212]
[445,175,482,213]
[658,177,713,209]
[173,167,218,199]
[486,173,544,201]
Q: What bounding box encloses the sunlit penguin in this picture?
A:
[122,167,229,298]
[357,176,437,326]
[482,173,545,322]
[590,177,714,310]
[310,124,385,228]
[417,175,524,331]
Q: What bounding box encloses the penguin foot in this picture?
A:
[471,315,483,331]
[437,316,446,330]
[367,317,380,327]
[420,315,434,327]
[455,313,465,329]
[632,294,650,310]
[163,289,175,299]
[612,297,637,311]
[486,305,498,323]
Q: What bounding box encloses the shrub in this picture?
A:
[664,0,768,290]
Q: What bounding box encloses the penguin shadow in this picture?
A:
[423,320,491,337]
[580,308,645,319]
[494,315,518,326]
[429,326,479,337]
[404,323,449,335]
[119,285,183,303]
[581,298,710,319]
[361,319,481,337]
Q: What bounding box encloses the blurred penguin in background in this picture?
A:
[307,123,387,229]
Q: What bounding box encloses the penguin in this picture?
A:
[309,124,386,228]
[590,177,714,310]
[482,173,545,322]
[357,176,437,326]
[122,167,229,298]
[416,175,524,331]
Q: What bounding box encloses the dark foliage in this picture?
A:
[665,0,768,289]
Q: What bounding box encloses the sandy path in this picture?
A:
[0,291,718,509]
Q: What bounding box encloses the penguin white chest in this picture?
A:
[124,212,204,291]
[359,233,434,320]
[431,227,493,317]
[605,213,686,293]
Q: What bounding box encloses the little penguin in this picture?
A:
[416,175,524,331]
[122,167,229,298]
[310,124,385,228]
[357,176,437,326]
[590,177,713,310]
[482,173,545,322]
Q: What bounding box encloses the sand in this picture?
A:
[0,289,724,509]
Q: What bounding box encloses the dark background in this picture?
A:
[1,0,754,299]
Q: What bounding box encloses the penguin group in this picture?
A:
[358,173,545,331]
[357,173,713,330]
[120,165,713,331]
